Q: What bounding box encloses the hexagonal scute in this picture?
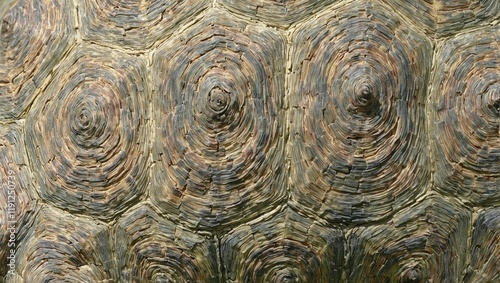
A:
[463,207,500,283]
[432,27,499,206]
[114,204,220,282]
[25,44,150,220]
[0,122,35,278]
[381,0,499,37]
[221,208,344,283]
[347,194,471,283]
[288,0,431,225]
[78,0,210,50]
[0,0,76,119]
[151,9,287,230]
[14,205,114,282]
[217,0,338,28]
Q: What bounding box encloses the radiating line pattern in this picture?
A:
[78,0,210,50]
[151,9,287,230]
[0,0,75,119]
[289,1,431,225]
[432,27,500,206]
[347,194,471,283]
[14,206,114,282]
[221,208,344,283]
[25,45,150,220]
[114,204,220,283]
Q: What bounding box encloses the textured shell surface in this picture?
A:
[0,0,498,282]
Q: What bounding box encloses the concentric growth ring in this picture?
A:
[79,0,210,50]
[0,0,75,119]
[289,2,431,224]
[464,207,500,283]
[151,10,287,230]
[0,123,34,277]
[115,205,220,282]
[432,27,500,206]
[221,209,344,282]
[381,0,499,37]
[15,206,114,282]
[218,0,337,28]
[25,45,149,220]
[347,194,471,282]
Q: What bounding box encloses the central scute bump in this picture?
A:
[348,80,380,117]
[208,87,230,113]
[400,268,421,283]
